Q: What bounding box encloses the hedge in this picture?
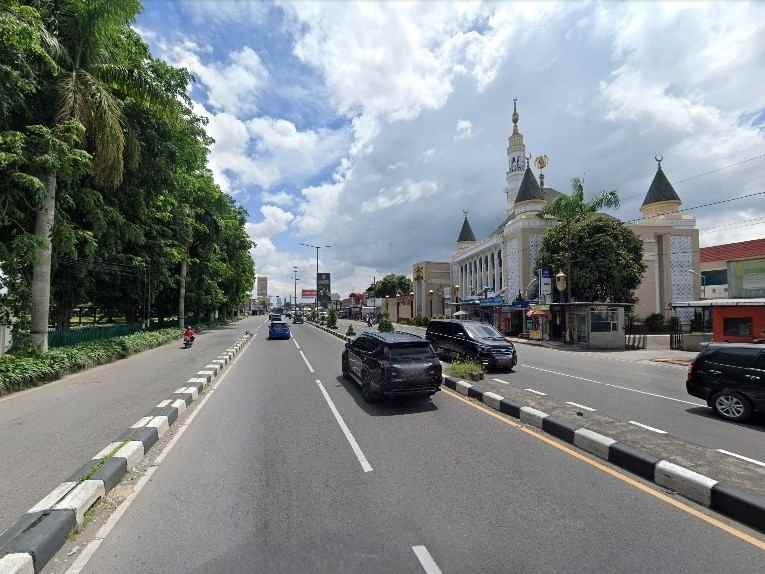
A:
[0,328,180,396]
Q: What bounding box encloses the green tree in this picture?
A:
[28,0,172,350]
[537,213,645,303]
[367,274,413,298]
[539,178,622,303]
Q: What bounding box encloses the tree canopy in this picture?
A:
[366,274,413,298]
[537,180,644,303]
[0,1,254,347]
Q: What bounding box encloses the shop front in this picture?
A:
[526,305,551,341]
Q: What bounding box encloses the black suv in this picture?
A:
[426,319,517,371]
[687,343,765,422]
[341,332,442,402]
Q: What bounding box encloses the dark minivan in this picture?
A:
[341,332,441,402]
[426,320,517,371]
[687,343,765,422]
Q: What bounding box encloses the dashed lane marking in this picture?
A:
[628,420,668,434]
[523,364,704,407]
[299,350,314,373]
[492,378,510,385]
[566,401,596,412]
[524,388,547,396]
[315,379,373,473]
[716,449,765,469]
[412,545,443,574]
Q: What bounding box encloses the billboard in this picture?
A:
[317,273,331,308]
[302,289,317,298]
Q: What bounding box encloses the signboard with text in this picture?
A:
[317,273,331,308]
[302,289,317,298]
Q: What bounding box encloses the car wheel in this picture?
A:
[712,391,752,422]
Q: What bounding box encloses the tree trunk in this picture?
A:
[178,257,187,329]
[30,174,56,352]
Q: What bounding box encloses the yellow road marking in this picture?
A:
[442,388,765,551]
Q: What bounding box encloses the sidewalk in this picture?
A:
[0,317,260,530]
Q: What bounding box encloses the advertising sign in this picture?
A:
[540,267,552,302]
[443,286,451,300]
[317,273,331,308]
[301,288,317,298]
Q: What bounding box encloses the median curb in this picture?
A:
[0,332,253,574]
[441,376,765,533]
[309,321,353,342]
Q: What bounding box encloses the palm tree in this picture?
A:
[540,178,620,342]
[30,0,169,351]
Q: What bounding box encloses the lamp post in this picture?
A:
[293,266,299,314]
[454,284,460,315]
[555,270,569,343]
[428,289,434,318]
[301,242,332,318]
[410,291,415,320]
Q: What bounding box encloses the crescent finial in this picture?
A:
[655,153,663,166]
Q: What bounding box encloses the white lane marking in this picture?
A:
[524,388,547,396]
[293,338,301,350]
[566,401,596,412]
[492,378,510,385]
[315,379,373,473]
[716,449,765,469]
[629,420,668,434]
[523,364,704,406]
[299,350,314,373]
[412,545,443,574]
[64,337,251,574]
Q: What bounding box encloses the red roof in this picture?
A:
[701,237,765,263]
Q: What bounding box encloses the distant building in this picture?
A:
[450,99,700,334]
[413,261,451,318]
[700,238,765,299]
[256,276,268,310]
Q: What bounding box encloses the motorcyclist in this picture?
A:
[183,326,195,344]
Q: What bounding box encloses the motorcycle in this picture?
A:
[183,335,195,349]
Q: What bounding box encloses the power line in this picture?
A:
[674,153,765,186]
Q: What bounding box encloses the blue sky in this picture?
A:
[135,1,765,300]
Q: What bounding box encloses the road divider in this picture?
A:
[440,375,765,535]
[0,331,253,574]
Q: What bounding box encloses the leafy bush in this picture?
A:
[326,309,337,329]
[644,313,666,333]
[0,328,178,396]
[446,359,484,380]
[378,312,394,333]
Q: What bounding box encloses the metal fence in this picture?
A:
[48,323,143,348]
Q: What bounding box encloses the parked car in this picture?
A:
[293,314,304,324]
[686,343,765,422]
[426,319,516,371]
[269,313,282,322]
[268,321,291,340]
[341,331,441,402]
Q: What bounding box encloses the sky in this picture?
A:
[134,1,765,302]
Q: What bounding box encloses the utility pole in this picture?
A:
[293,266,299,313]
[301,243,331,318]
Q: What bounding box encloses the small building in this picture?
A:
[548,303,628,349]
[700,238,765,300]
[671,299,765,349]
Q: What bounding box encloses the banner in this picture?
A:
[317,273,331,308]
[302,289,317,298]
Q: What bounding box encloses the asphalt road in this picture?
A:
[78,322,765,573]
[0,317,259,531]
[341,320,765,468]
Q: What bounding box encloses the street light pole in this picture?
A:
[428,289,434,318]
[293,266,299,313]
[301,242,332,319]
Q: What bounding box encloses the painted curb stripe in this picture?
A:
[655,460,718,507]
[608,443,659,481]
[711,483,765,532]
[541,417,576,444]
[574,429,616,460]
[1,510,75,573]
[519,406,548,428]
[53,480,105,525]
[27,482,77,514]
[0,553,33,574]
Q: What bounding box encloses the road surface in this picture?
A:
[74,322,765,573]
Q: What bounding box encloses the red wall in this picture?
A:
[713,306,765,342]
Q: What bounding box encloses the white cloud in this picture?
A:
[361,180,439,213]
[191,101,349,193]
[294,180,347,236]
[164,42,269,116]
[260,191,295,206]
[455,119,473,140]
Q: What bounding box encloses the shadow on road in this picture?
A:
[685,406,765,431]
[332,376,438,417]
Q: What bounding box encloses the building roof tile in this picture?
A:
[701,237,765,263]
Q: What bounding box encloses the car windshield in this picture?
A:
[464,324,505,340]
